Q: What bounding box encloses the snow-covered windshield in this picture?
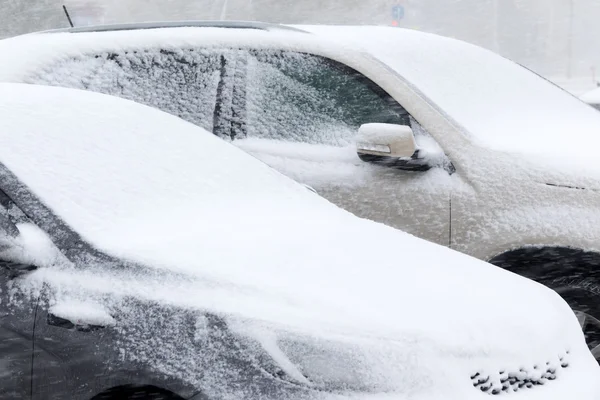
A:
[305,26,600,166]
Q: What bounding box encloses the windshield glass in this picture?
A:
[305,26,600,168]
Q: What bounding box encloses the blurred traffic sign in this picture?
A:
[392,5,405,21]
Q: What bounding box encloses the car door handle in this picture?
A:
[47,313,106,332]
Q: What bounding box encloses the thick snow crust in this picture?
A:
[0,83,599,398]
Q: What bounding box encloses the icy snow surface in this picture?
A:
[0,83,599,399]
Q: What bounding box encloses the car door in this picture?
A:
[232,50,453,245]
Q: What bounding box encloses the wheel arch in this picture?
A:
[488,246,600,281]
[90,384,187,400]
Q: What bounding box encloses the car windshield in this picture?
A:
[305,26,600,173]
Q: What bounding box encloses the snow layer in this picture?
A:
[49,300,115,327]
[23,47,222,132]
[0,83,599,398]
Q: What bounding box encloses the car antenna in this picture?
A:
[62,4,74,28]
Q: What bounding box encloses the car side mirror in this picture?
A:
[356,123,416,159]
[0,213,19,244]
[0,216,35,278]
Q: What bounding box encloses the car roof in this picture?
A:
[37,20,309,35]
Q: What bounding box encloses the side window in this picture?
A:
[243,50,452,171]
[26,48,224,132]
[244,50,410,146]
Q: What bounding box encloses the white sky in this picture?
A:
[1,0,599,89]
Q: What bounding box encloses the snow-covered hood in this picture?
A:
[0,83,598,397]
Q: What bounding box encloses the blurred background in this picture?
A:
[1,0,599,93]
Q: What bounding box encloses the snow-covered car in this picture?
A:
[1,81,599,400]
[2,21,600,359]
[580,86,600,110]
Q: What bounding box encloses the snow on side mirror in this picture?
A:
[0,215,33,279]
[356,123,416,159]
[0,213,19,246]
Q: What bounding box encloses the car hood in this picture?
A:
[21,198,599,399]
[35,198,599,399]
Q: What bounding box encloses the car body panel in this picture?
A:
[31,299,199,400]
[0,266,35,399]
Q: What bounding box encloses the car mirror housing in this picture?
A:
[355,123,416,159]
[0,213,19,242]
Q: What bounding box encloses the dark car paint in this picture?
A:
[31,302,197,400]
[0,266,37,399]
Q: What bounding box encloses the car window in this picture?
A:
[244,50,410,146]
[26,48,224,132]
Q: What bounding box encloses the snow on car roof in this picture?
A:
[39,20,308,34]
[0,82,597,398]
[0,24,326,84]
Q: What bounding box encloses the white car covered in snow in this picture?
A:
[0,82,598,400]
[2,21,600,358]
